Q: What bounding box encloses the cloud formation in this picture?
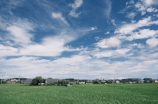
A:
[104,0,111,18]
[96,37,121,48]
[52,12,69,25]
[0,0,158,79]
[146,38,158,48]
[69,0,83,17]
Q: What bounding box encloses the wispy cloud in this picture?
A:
[52,12,69,26]
[104,0,111,18]
[69,0,83,17]
[114,16,158,42]
[105,31,110,34]
[111,19,116,26]
[126,12,136,19]
[115,16,157,35]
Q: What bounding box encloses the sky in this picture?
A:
[0,0,158,79]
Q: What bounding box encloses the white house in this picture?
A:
[79,82,85,84]
[116,80,120,84]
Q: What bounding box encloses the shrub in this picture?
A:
[57,80,70,86]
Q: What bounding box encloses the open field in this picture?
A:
[0,84,158,104]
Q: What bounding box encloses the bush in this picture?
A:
[57,80,70,86]
[30,76,45,86]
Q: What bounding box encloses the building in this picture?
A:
[154,79,158,84]
[45,78,58,84]
[79,82,85,84]
[143,78,152,83]
[116,80,120,84]
[7,81,16,84]
[10,79,19,82]
[22,79,32,84]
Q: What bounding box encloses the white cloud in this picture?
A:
[96,37,121,48]
[147,7,155,12]
[0,45,18,56]
[93,51,113,58]
[137,43,145,48]
[126,12,136,19]
[95,39,109,48]
[111,19,116,26]
[0,27,91,57]
[142,0,153,6]
[122,21,126,24]
[95,37,100,41]
[6,25,33,44]
[141,11,146,15]
[69,0,83,17]
[135,0,158,15]
[141,0,158,6]
[106,37,121,47]
[131,20,136,23]
[52,12,69,25]
[1,47,158,78]
[146,38,158,47]
[93,48,130,58]
[104,0,111,18]
[1,0,158,79]
[115,48,130,55]
[121,0,158,19]
[0,18,34,45]
[91,27,97,30]
[126,29,158,41]
[129,0,135,4]
[115,16,158,35]
[19,33,79,56]
[105,31,110,34]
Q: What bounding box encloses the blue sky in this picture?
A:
[0,0,158,79]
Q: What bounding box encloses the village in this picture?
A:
[1,77,158,85]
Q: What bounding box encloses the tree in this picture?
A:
[57,80,70,86]
[30,76,45,86]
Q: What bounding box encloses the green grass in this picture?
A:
[0,84,158,104]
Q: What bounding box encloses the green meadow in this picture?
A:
[0,84,158,104]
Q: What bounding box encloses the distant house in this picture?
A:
[6,78,19,84]
[71,81,77,85]
[45,78,58,84]
[121,79,128,83]
[79,82,85,84]
[23,79,32,84]
[11,79,19,82]
[138,79,144,83]
[116,80,120,84]
[155,79,158,84]
[86,80,93,84]
[0,79,5,84]
[143,78,152,83]
[7,81,16,84]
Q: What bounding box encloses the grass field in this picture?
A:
[0,84,158,104]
